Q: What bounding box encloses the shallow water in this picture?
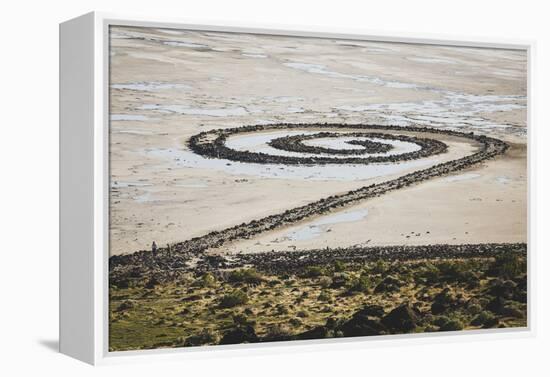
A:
[154,28,187,35]
[111,181,153,189]
[496,176,512,185]
[145,146,440,181]
[279,59,525,138]
[334,91,526,136]
[241,53,268,58]
[285,107,306,113]
[162,41,210,49]
[139,104,249,117]
[110,114,150,121]
[284,208,370,241]
[407,56,457,64]
[111,128,154,135]
[262,96,304,103]
[283,62,422,89]
[444,173,481,182]
[224,131,421,159]
[111,82,192,92]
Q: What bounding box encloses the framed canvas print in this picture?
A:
[60,12,533,365]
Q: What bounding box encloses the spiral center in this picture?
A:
[188,124,448,165]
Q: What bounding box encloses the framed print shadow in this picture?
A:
[60,12,532,365]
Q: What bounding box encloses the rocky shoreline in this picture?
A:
[110,241,527,286]
[220,243,528,275]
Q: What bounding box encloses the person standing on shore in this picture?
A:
[151,241,157,255]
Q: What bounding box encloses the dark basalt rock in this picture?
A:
[430,301,447,315]
[297,326,333,340]
[486,296,512,316]
[296,316,345,339]
[219,325,259,345]
[116,300,135,312]
[144,276,159,289]
[340,304,388,337]
[470,311,497,327]
[354,304,385,318]
[381,303,418,332]
[481,317,500,328]
[268,132,395,156]
[374,275,404,293]
[430,287,457,315]
[488,278,517,299]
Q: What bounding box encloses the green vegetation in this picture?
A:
[227,268,264,285]
[219,290,249,308]
[109,254,527,351]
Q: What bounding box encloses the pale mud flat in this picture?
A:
[215,144,527,254]
[109,26,527,256]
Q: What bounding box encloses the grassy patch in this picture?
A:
[109,254,527,351]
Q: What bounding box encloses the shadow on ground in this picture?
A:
[38,339,59,352]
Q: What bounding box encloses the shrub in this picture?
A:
[183,328,220,347]
[471,311,496,327]
[347,276,371,294]
[439,319,464,332]
[333,260,346,272]
[467,303,483,315]
[374,275,403,293]
[371,259,388,274]
[302,266,326,278]
[284,279,296,287]
[330,272,354,288]
[194,273,216,288]
[232,313,250,326]
[489,254,526,279]
[227,269,264,285]
[264,324,293,341]
[318,291,331,302]
[319,276,332,288]
[432,316,451,327]
[275,304,289,315]
[487,278,517,299]
[219,290,249,308]
[266,278,280,287]
[415,262,440,284]
[436,261,478,285]
[500,305,525,319]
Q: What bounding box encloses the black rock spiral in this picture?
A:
[188,123,448,165]
[110,124,510,277]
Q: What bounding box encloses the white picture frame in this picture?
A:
[59,11,535,365]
